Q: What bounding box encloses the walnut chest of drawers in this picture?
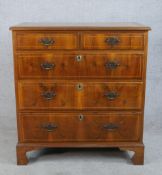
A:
[10,23,150,165]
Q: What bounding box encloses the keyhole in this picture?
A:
[79,114,84,121]
[76,83,83,91]
[76,55,82,62]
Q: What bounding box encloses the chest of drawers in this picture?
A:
[10,23,150,165]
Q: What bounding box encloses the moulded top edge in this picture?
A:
[9,22,151,31]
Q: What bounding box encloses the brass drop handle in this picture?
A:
[105,91,119,100]
[75,55,83,62]
[105,37,120,46]
[41,62,55,70]
[40,38,55,46]
[42,91,56,100]
[41,123,57,132]
[105,61,120,69]
[103,123,119,131]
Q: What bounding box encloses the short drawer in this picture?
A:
[19,112,141,142]
[15,32,78,50]
[17,53,143,79]
[82,32,144,50]
[18,81,143,110]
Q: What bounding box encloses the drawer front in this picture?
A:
[20,112,141,142]
[18,81,143,110]
[82,32,144,50]
[17,53,143,79]
[15,32,78,50]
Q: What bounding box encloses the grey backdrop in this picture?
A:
[0,0,162,173]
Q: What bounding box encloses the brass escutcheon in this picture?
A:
[75,55,82,62]
[79,114,84,121]
[76,83,83,91]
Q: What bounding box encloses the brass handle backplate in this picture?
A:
[41,123,57,132]
[105,92,119,100]
[40,38,55,46]
[105,37,120,46]
[41,62,55,70]
[103,123,119,131]
[105,61,120,69]
[42,91,56,100]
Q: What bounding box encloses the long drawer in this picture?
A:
[17,52,143,79]
[82,32,144,50]
[18,81,143,110]
[19,112,141,142]
[15,32,78,50]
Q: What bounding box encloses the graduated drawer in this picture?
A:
[15,32,78,50]
[17,52,143,79]
[82,32,144,50]
[18,81,143,110]
[19,112,141,142]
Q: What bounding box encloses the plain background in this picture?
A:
[0,0,162,174]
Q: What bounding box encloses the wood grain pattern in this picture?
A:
[17,52,143,79]
[15,32,78,50]
[19,112,141,142]
[10,23,150,165]
[18,81,143,110]
[82,32,144,50]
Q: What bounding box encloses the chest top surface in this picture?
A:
[10,22,151,31]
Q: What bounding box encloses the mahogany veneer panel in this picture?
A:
[82,32,144,50]
[20,112,141,142]
[17,52,143,79]
[15,32,78,50]
[18,81,143,110]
